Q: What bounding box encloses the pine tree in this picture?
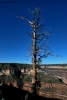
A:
[0,82,4,100]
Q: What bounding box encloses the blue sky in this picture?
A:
[0,0,67,64]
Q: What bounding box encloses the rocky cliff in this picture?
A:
[4,81,67,100]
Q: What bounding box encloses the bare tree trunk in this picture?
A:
[17,7,60,97]
[32,24,37,95]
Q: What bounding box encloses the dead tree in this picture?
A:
[16,8,60,96]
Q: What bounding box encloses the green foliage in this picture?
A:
[0,82,4,100]
[11,75,21,83]
[39,72,63,84]
[0,75,6,83]
[21,71,62,84]
[0,63,32,71]
[44,75,62,83]
[24,75,32,82]
[0,75,21,83]
[0,75,11,83]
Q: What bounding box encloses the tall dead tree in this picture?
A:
[17,8,59,96]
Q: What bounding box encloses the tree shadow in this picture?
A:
[3,83,62,100]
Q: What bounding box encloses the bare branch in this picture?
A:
[27,32,33,38]
[36,22,43,29]
[17,16,33,25]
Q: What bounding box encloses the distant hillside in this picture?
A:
[0,63,32,70]
[43,64,67,66]
[0,63,67,70]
